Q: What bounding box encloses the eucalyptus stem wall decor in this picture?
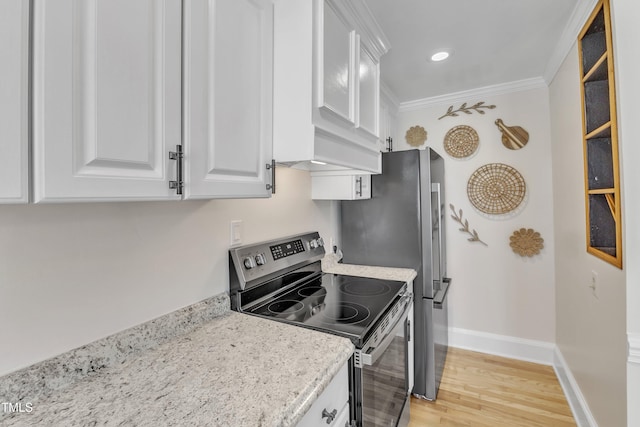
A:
[438,101,496,120]
[450,204,488,246]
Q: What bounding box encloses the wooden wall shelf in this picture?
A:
[578,0,622,268]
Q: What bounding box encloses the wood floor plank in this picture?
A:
[409,348,576,426]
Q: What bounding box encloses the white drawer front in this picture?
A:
[296,362,349,427]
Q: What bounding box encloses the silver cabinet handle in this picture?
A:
[322,408,337,424]
[355,176,363,197]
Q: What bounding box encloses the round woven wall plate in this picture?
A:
[406,126,427,147]
[444,125,479,158]
[510,228,544,257]
[467,163,526,215]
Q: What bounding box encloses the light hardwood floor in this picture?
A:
[409,347,576,426]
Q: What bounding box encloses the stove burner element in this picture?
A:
[298,286,327,298]
[267,300,304,315]
[340,280,391,297]
[321,302,370,324]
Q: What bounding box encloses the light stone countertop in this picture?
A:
[322,253,417,283]
[1,300,353,427]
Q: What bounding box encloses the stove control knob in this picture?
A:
[316,237,325,247]
[243,256,256,270]
[255,253,267,266]
[309,239,319,249]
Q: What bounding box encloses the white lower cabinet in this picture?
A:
[0,0,30,203]
[311,172,371,200]
[296,362,350,427]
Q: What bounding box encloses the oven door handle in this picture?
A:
[360,297,412,367]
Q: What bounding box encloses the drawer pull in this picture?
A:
[322,408,337,424]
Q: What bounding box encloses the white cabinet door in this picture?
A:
[32,0,182,202]
[318,1,354,124]
[0,0,29,204]
[357,42,379,139]
[311,173,371,200]
[184,0,273,199]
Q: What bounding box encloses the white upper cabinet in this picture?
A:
[273,0,389,173]
[357,43,379,139]
[31,0,273,203]
[319,4,354,124]
[0,0,29,204]
[379,86,398,152]
[32,0,182,202]
[183,0,273,199]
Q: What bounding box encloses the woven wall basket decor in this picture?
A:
[406,125,428,147]
[444,125,479,158]
[467,163,526,215]
[510,228,544,257]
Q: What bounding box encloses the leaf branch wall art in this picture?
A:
[449,204,488,246]
[438,101,496,120]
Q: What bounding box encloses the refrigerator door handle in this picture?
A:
[433,278,451,309]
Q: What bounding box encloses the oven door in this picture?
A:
[354,300,412,427]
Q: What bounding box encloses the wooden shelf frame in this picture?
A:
[578,0,623,268]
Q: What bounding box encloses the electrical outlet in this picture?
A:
[230,220,243,246]
[590,270,599,299]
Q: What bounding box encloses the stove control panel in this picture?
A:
[270,239,305,260]
[229,231,326,291]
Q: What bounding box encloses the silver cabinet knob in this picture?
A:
[243,257,256,269]
[321,408,337,424]
[255,253,266,266]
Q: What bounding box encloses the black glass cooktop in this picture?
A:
[246,274,406,344]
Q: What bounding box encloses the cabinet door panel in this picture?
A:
[319,2,354,122]
[33,0,182,202]
[184,0,273,198]
[358,44,379,138]
[0,0,29,203]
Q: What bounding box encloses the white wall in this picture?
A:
[0,167,339,376]
[549,43,626,427]
[610,1,640,426]
[396,87,556,346]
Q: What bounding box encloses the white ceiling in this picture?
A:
[364,0,579,104]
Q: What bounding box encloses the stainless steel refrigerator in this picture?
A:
[340,148,450,400]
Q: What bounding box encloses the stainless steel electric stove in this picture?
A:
[229,232,412,427]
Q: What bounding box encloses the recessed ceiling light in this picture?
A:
[431,51,450,62]
[311,160,327,165]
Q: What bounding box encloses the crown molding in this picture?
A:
[543,0,599,84]
[332,0,390,59]
[398,77,547,112]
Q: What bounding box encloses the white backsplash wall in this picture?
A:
[0,167,339,376]
[395,87,556,347]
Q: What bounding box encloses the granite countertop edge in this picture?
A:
[321,253,418,283]
[0,293,354,427]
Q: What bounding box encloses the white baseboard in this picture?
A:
[448,327,555,365]
[553,347,598,427]
[448,327,596,427]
